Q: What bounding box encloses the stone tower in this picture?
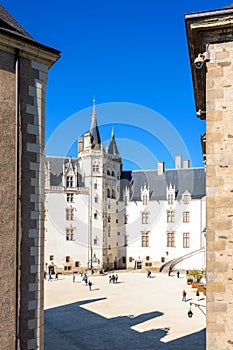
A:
[186,5,233,349]
[0,5,60,350]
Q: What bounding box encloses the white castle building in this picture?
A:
[45,104,206,274]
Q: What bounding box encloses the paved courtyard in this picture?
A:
[44,271,206,350]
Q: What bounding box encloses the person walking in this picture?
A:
[182,290,187,302]
[73,273,75,283]
[196,289,200,301]
[88,280,92,291]
[115,274,118,283]
[177,271,180,278]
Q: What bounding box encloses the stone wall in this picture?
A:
[0,48,47,350]
[0,47,17,350]
[206,42,233,349]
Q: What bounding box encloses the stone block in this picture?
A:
[208,302,228,312]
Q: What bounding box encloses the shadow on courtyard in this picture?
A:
[44,298,206,350]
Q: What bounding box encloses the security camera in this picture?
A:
[194,52,209,69]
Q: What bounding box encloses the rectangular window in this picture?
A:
[167,210,175,223]
[183,233,190,248]
[142,195,148,205]
[183,211,190,223]
[66,256,70,263]
[94,237,98,245]
[124,234,128,247]
[117,231,120,236]
[108,229,111,237]
[141,231,149,247]
[142,211,149,224]
[66,207,75,221]
[124,214,128,224]
[146,256,150,261]
[93,164,100,173]
[145,262,152,267]
[75,261,80,267]
[168,194,173,205]
[122,256,126,264]
[67,193,74,203]
[94,212,98,220]
[66,227,75,241]
[66,176,73,188]
[167,232,175,247]
[116,218,118,223]
[94,183,98,189]
[95,196,98,203]
[183,195,190,204]
[129,257,133,263]
[50,255,54,261]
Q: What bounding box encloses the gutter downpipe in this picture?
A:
[14,48,20,350]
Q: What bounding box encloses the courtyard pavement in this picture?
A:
[44,271,206,350]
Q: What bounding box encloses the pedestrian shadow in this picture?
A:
[44,298,206,350]
[90,288,100,291]
[186,298,193,302]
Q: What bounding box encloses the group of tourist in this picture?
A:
[108,274,118,283]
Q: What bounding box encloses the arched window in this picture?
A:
[112,189,115,199]
[112,170,115,177]
[107,188,111,198]
[107,169,111,176]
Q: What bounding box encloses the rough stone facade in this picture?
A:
[185,6,233,350]
[0,5,60,350]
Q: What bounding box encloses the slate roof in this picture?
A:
[108,132,120,156]
[46,156,84,188]
[90,116,101,150]
[120,168,206,201]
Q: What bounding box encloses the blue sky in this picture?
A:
[2,1,231,169]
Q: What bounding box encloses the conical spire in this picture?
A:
[108,127,120,156]
[92,97,96,121]
[90,98,101,150]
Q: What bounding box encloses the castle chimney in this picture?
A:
[158,161,164,175]
[183,159,190,168]
[175,155,182,169]
[84,133,91,150]
[78,136,83,154]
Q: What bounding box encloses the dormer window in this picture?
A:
[66,176,73,188]
[167,184,175,205]
[168,194,173,205]
[182,191,191,204]
[141,184,149,205]
[142,194,148,205]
